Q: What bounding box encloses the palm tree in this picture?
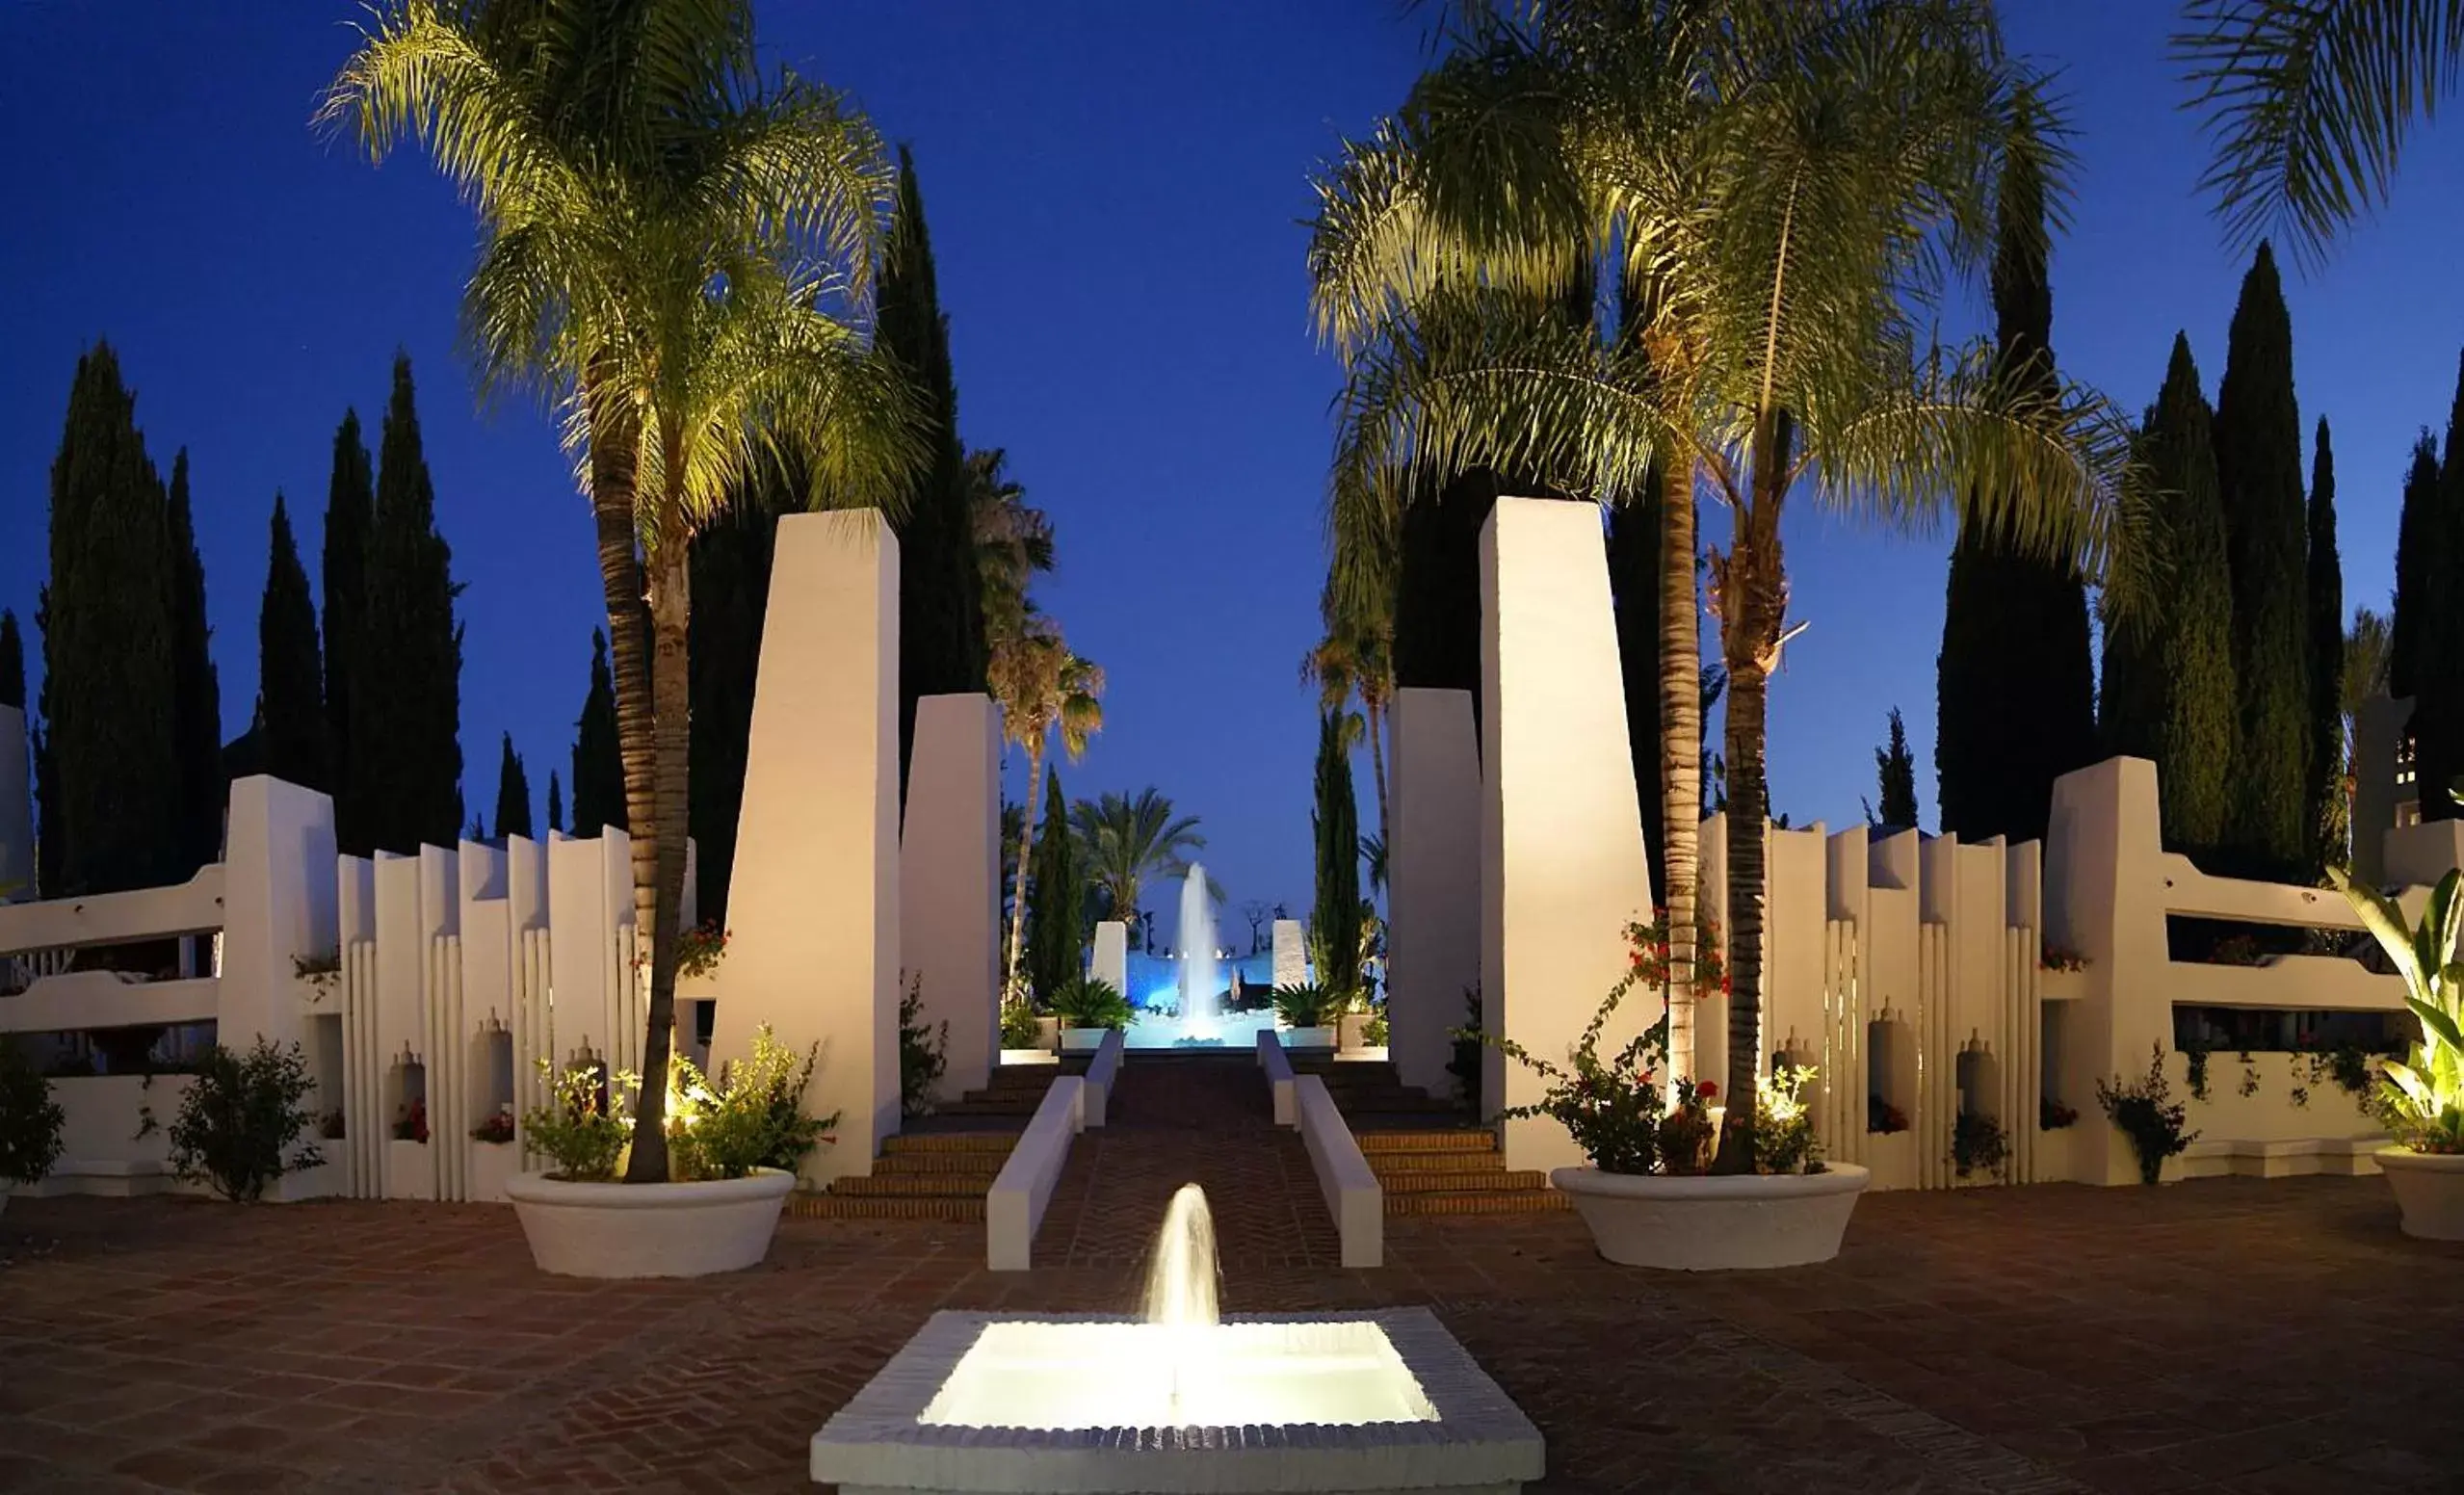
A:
[323,0,918,1180]
[1310,0,2140,1164]
[970,448,1052,642]
[987,616,1104,991]
[1070,789,1206,941]
[2176,1,2464,264]
[1302,610,1395,853]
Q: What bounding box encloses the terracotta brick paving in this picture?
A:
[5,1055,2462,1494]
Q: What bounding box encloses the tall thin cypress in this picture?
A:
[165,452,223,870]
[2304,418,2344,868]
[0,611,22,710]
[1874,708,1918,829]
[2417,366,2464,822]
[2391,431,2441,698]
[546,771,564,834]
[2211,243,2311,878]
[1312,708,1363,999]
[571,630,626,837]
[355,354,463,851]
[1023,764,1081,1005]
[1935,115,2095,846]
[493,734,533,840]
[322,409,375,853]
[689,486,777,924]
[39,343,180,895]
[258,494,328,791]
[2101,334,2239,856]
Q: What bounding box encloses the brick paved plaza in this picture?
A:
[5,1054,2462,1494]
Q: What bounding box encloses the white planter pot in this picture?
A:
[1337,1011,1372,1053]
[1061,1027,1116,1053]
[502,1167,795,1278]
[1550,1164,1871,1271]
[2376,1147,2464,1240]
[1281,1026,1335,1050]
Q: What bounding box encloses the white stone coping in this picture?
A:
[1294,1075,1382,1269]
[500,1167,795,1209]
[1256,1030,1297,1126]
[811,1309,1545,1493]
[1082,1028,1125,1127]
[1549,1164,1871,1202]
[985,1075,1085,1272]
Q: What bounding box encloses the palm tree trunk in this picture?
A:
[584,362,660,1073]
[1005,734,1046,990]
[1712,489,1786,1175]
[1658,459,1700,1096]
[621,457,694,1184]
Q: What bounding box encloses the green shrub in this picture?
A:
[1447,985,1483,1114]
[1752,1066,1823,1175]
[1951,1110,2008,1180]
[1271,983,1334,1029]
[166,1039,322,1202]
[1363,1002,1389,1047]
[669,1026,838,1180]
[0,1041,66,1186]
[2330,865,2464,1153]
[1052,975,1131,1032]
[2096,1043,2199,1184]
[1462,969,1665,1175]
[523,1060,635,1181]
[999,991,1042,1049]
[900,978,948,1117]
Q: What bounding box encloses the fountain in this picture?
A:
[811,1185,1544,1492]
[1179,864,1219,1032]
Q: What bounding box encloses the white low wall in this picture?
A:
[22,1074,191,1196]
[1256,1029,1296,1126]
[1082,1028,1124,1126]
[1294,1075,1382,1269]
[986,1075,1086,1272]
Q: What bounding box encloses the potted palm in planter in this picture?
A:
[503,1026,833,1277]
[0,1041,66,1215]
[2330,866,2464,1239]
[1273,983,1337,1050]
[1052,975,1132,1052]
[1469,957,1867,1270]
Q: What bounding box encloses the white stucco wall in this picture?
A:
[1387,687,1482,1098]
[902,693,999,1101]
[1090,921,1128,996]
[1271,920,1305,988]
[1478,497,1655,1174]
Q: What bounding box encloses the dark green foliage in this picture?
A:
[2211,244,2311,878]
[2101,334,2239,856]
[546,771,564,833]
[2304,417,2344,869]
[165,452,223,871]
[0,1039,66,1185]
[1606,483,1664,877]
[353,356,463,852]
[0,611,23,710]
[322,409,375,853]
[878,146,985,790]
[2095,1043,2199,1186]
[1935,138,2095,846]
[1874,708,1918,829]
[1393,468,1498,705]
[2391,429,2440,697]
[900,977,948,1116]
[165,1038,322,1203]
[1312,708,1363,1000]
[570,630,626,836]
[39,342,181,896]
[2415,362,2464,822]
[257,494,328,791]
[493,734,532,840]
[689,487,776,923]
[1024,766,1083,1005]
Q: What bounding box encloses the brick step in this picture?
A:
[934,1100,1047,1116]
[1385,1189,1571,1217]
[1324,1089,1445,1108]
[826,1172,997,1197]
[1376,1168,1549,1194]
[1353,1129,1498,1153]
[877,1150,1012,1176]
[881,1132,1016,1155]
[791,1193,985,1222]
[1363,1149,1508,1174]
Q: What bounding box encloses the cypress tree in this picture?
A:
[493,733,532,840]
[689,487,777,924]
[1607,481,1665,878]
[0,611,22,710]
[164,451,223,871]
[2391,433,2441,705]
[1874,708,1918,829]
[1024,764,1082,1004]
[322,409,375,852]
[2416,366,2464,822]
[571,630,626,836]
[1935,121,2096,846]
[1312,708,1363,998]
[2211,243,2311,878]
[354,354,463,852]
[39,343,181,895]
[2101,335,2239,856]
[546,771,564,834]
[878,146,983,791]
[2304,418,2344,867]
[257,494,328,791]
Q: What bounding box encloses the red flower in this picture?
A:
[1695,1082,1718,1100]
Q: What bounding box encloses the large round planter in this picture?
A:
[502,1167,795,1278]
[1551,1164,1870,1271]
[2376,1147,2464,1241]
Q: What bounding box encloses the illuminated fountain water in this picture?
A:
[1178,864,1219,1034]
[813,1185,1544,1491]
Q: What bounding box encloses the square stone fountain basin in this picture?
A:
[811,1309,1544,1494]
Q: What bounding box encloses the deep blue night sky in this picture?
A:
[6,3,2463,938]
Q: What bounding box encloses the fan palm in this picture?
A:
[323,0,918,1180]
[969,447,1052,642]
[1069,789,1206,941]
[2176,0,2464,265]
[1311,0,2141,1165]
[1302,606,1396,853]
[987,616,1104,989]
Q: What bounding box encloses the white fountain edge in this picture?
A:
[811,1307,1545,1493]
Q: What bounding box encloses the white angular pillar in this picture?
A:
[0,704,31,898]
[1271,919,1306,988]
[902,693,1000,1101]
[717,510,901,1185]
[1387,688,1481,1097]
[1090,921,1129,995]
[1480,497,1655,1174]
[219,775,339,1055]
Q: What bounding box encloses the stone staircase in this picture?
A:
[929,1061,1074,1118]
[1291,1057,1568,1216]
[789,1132,1014,1221]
